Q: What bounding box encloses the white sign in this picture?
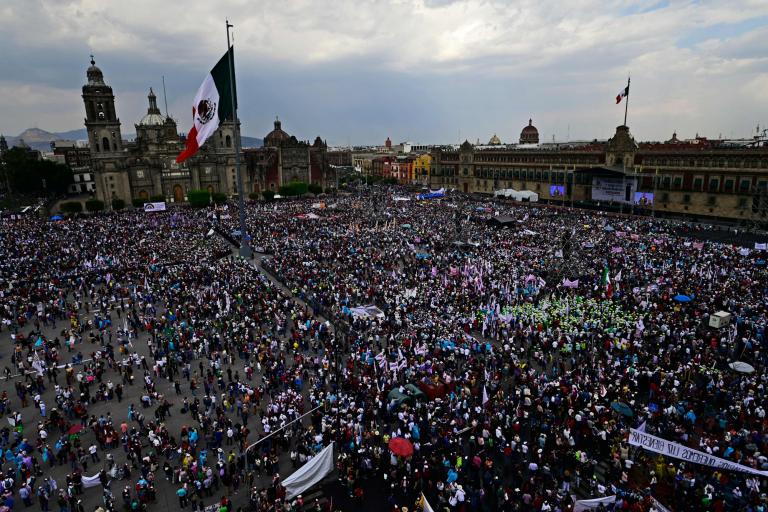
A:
[629,428,768,476]
[143,201,167,212]
[591,177,635,203]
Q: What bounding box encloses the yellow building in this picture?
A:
[413,154,432,186]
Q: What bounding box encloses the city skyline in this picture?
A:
[1,0,767,145]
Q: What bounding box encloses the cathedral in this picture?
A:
[82,57,241,206]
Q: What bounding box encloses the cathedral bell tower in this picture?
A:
[82,56,122,155]
[82,56,130,206]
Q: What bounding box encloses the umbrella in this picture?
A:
[611,401,634,417]
[673,294,692,303]
[67,424,84,435]
[49,215,63,221]
[388,437,414,458]
[729,361,755,374]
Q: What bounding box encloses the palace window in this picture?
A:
[724,179,734,192]
[708,178,719,192]
[692,177,703,191]
[682,194,691,204]
[738,197,748,209]
[672,176,683,189]
[740,178,752,192]
[707,196,717,206]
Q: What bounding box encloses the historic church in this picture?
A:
[82,57,241,206]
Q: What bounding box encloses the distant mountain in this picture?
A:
[4,128,261,152]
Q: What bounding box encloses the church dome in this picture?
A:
[87,56,105,86]
[138,88,166,126]
[520,118,539,144]
[488,133,501,145]
[264,116,290,147]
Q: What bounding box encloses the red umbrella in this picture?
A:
[388,437,414,458]
[67,424,84,435]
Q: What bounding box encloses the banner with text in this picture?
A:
[144,201,167,212]
[629,428,768,476]
[591,177,635,203]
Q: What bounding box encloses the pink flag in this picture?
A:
[431,266,438,277]
[562,278,579,288]
[611,247,623,254]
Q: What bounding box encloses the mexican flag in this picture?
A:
[616,84,629,104]
[601,265,613,298]
[176,47,237,163]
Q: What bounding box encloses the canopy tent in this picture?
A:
[487,216,516,228]
[493,188,539,202]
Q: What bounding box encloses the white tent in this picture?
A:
[494,189,539,202]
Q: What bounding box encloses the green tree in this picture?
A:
[85,199,105,212]
[3,147,73,195]
[261,190,275,201]
[60,201,83,213]
[111,198,125,210]
[132,197,149,208]
[307,183,323,194]
[187,189,211,207]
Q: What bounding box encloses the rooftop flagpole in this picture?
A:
[624,75,630,127]
[226,19,252,258]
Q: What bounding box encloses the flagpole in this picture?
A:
[226,20,252,258]
[623,75,630,127]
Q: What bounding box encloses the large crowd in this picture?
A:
[0,187,765,512]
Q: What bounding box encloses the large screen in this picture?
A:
[550,185,565,197]
[591,177,635,203]
[634,192,654,206]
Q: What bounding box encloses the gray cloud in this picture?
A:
[1,0,767,144]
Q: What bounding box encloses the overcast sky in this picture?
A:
[1,0,767,145]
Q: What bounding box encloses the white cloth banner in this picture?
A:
[629,428,768,476]
[651,497,672,512]
[420,492,435,512]
[572,495,616,512]
[755,242,767,250]
[282,442,335,500]
[82,473,102,488]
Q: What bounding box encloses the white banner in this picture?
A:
[629,428,768,476]
[572,495,616,512]
[82,473,102,488]
[143,202,167,212]
[282,442,335,500]
[591,177,635,203]
[651,497,672,512]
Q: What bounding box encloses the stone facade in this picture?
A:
[82,58,242,207]
[430,125,768,223]
[243,118,334,192]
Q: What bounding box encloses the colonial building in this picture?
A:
[243,118,334,192]
[430,124,768,223]
[82,58,241,206]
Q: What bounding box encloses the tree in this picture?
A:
[132,197,149,208]
[308,183,323,194]
[261,190,275,201]
[150,194,165,202]
[278,182,308,197]
[2,147,73,195]
[112,198,126,210]
[212,192,227,204]
[85,199,105,212]
[187,189,211,207]
[60,201,83,213]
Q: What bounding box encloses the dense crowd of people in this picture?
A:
[0,187,765,511]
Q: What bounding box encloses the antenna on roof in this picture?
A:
[162,75,169,117]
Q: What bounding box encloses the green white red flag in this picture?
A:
[176,48,236,163]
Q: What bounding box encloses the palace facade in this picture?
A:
[430,124,768,223]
